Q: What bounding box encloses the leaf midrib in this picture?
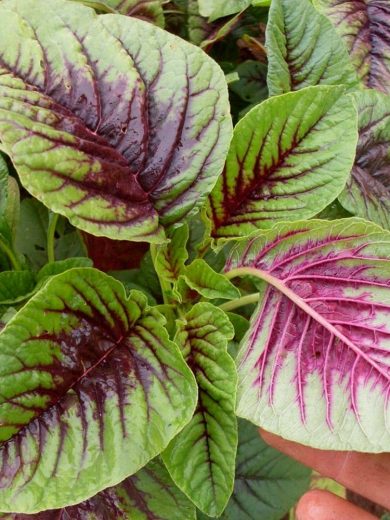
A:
[226,266,390,382]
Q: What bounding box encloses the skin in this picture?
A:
[260,429,390,520]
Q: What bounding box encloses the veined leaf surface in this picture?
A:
[314,0,390,93]
[0,268,197,513]
[339,89,390,230]
[197,420,310,520]
[266,0,358,96]
[0,459,196,519]
[209,86,358,238]
[163,304,237,517]
[0,0,232,242]
[226,219,390,451]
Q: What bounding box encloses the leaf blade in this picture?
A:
[227,219,390,452]
[0,0,232,242]
[209,86,358,238]
[0,268,197,513]
[266,0,358,96]
[163,303,237,517]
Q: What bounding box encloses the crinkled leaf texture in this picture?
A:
[209,86,358,238]
[0,268,197,513]
[339,89,390,230]
[226,219,390,452]
[266,0,358,96]
[314,0,390,93]
[0,458,196,519]
[163,304,237,517]
[0,0,232,243]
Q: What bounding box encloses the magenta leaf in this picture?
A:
[226,219,390,451]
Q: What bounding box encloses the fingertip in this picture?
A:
[296,489,377,520]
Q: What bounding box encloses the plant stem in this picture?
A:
[47,212,59,263]
[150,244,170,305]
[0,236,21,271]
[219,292,260,312]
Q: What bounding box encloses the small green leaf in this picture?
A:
[181,259,241,300]
[153,224,189,301]
[163,303,237,517]
[198,0,250,21]
[209,86,358,238]
[0,268,197,513]
[266,0,358,96]
[230,61,268,105]
[0,271,36,305]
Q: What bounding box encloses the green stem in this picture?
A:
[219,292,260,312]
[150,244,170,305]
[47,213,59,263]
[0,236,21,271]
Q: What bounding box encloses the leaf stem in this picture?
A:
[0,236,21,271]
[47,213,59,264]
[150,244,170,305]
[219,292,260,312]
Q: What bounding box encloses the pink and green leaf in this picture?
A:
[209,86,358,239]
[266,0,358,96]
[226,219,390,452]
[0,0,232,243]
[163,303,237,517]
[0,268,197,513]
[339,89,390,230]
[314,0,390,93]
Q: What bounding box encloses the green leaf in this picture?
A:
[209,86,358,238]
[163,303,237,517]
[0,458,196,519]
[0,268,197,513]
[226,219,390,452]
[181,259,241,300]
[0,271,36,305]
[266,0,358,96]
[229,61,268,105]
[198,0,250,21]
[37,258,93,281]
[153,224,189,301]
[0,0,232,242]
[338,89,390,230]
[199,420,311,520]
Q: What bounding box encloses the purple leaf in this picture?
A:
[0,0,232,242]
[315,0,390,93]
